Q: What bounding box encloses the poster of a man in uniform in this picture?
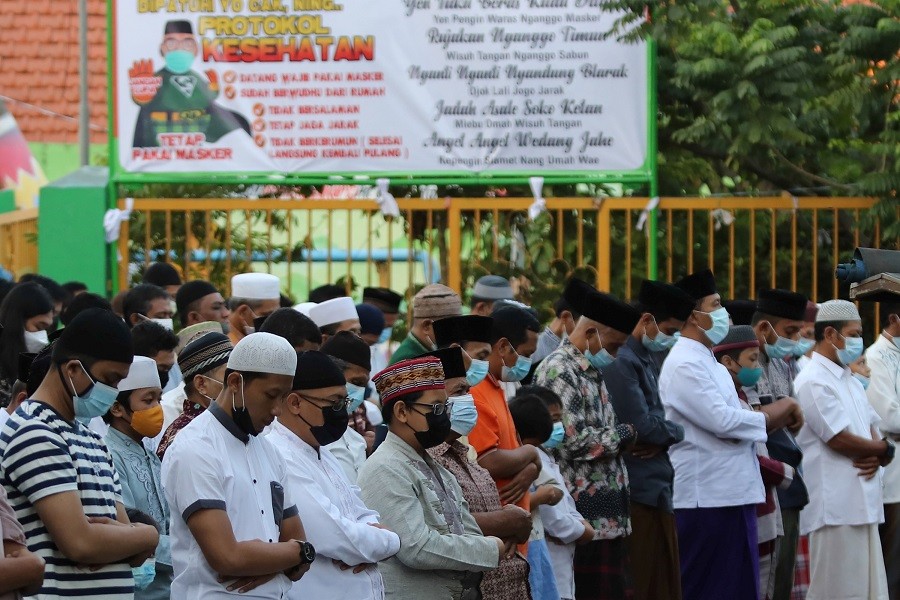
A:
[129,20,251,148]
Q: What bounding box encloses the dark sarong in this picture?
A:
[676,505,759,600]
[574,538,634,600]
[628,501,681,600]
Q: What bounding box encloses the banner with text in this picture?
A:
[114,0,649,175]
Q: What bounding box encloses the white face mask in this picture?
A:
[23,329,49,353]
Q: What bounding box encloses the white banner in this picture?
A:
[114,0,648,175]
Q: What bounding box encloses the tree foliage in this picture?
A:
[603,0,898,242]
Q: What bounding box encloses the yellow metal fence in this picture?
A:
[0,208,38,279]
[116,196,885,306]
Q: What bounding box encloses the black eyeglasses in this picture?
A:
[410,401,453,416]
[299,394,349,412]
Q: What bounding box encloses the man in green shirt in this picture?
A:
[389,284,462,365]
[131,20,250,148]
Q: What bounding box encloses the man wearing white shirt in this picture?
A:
[161,332,314,599]
[661,269,803,600]
[268,350,401,600]
[866,303,900,599]
[795,299,894,600]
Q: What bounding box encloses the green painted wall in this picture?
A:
[38,167,109,295]
[28,143,108,182]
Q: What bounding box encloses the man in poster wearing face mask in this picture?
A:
[468,306,543,525]
[533,282,641,600]
[660,270,804,600]
[602,278,694,600]
[750,288,811,600]
[227,273,282,347]
[267,350,401,600]
[794,300,893,600]
[131,20,251,148]
[161,332,314,599]
[0,308,160,598]
[358,357,504,599]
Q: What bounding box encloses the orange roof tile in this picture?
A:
[0,0,108,144]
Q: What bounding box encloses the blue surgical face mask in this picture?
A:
[737,366,763,387]
[377,327,392,345]
[346,383,366,413]
[586,346,616,370]
[642,331,677,352]
[834,334,864,366]
[449,393,478,436]
[466,358,489,387]
[164,49,194,74]
[698,307,730,345]
[65,362,120,424]
[853,373,870,390]
[792,337,815,358]
[765,335,797,360]
[544,421,565,449]
[500,348,532,382]
[132,558,156,591]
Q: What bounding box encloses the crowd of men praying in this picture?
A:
[0,264,897,600]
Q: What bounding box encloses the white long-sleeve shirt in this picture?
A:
[866,333,900,503]
[659,337,767,509]
[538,450,586,600]
[268,420,401,600]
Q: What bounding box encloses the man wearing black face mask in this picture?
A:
[358,357,505,600]
[160,332,315,598]
[268,350,401,599]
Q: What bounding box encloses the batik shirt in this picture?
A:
[534,339,635,539]
[156,399,206,461]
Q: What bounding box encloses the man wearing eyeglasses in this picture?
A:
[131,20,251,148]
[268,350,401,600]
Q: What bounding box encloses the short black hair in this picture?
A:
[713,347,747,363]
[132,321,179,358]
[20,274,69,305]
[553,298,581,320]
[517,384,563,409]
[223,368,266,385]
[751,311,789,328]
[62,281,89,296]
[488,306,541,347]
[814,320,849,342]
[882,303,900,328]
[509,392,553,445]
[123,284,169,327]
[309,284,347,304]
[61,293,113,327]
[103,389,135,424]
[382,390,424,425]
[259,308,321,347]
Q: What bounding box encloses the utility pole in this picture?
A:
[78,0,89,166]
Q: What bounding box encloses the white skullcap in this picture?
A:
[117,356,162,392]
[231,273,280,300]
[816,299,861,322]
[227,332,297,376]
[294,302,317,316]
[309,297,358,328]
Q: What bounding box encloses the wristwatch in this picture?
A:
[883,437,896,461]
[295,540,316,565]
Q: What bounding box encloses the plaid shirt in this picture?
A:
[534,339,635,539]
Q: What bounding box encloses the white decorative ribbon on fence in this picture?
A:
[528,177,546,220]
[635,196,660,232]
[375,178,399,218]
[420,185,438,199]
[104,197,134,243]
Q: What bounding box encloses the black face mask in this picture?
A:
[301,402,348,447]
[410,409,452,449]
[232,375,261,437]
[158,369,170,390]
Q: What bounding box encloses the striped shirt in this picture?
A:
[0,401,134,599]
